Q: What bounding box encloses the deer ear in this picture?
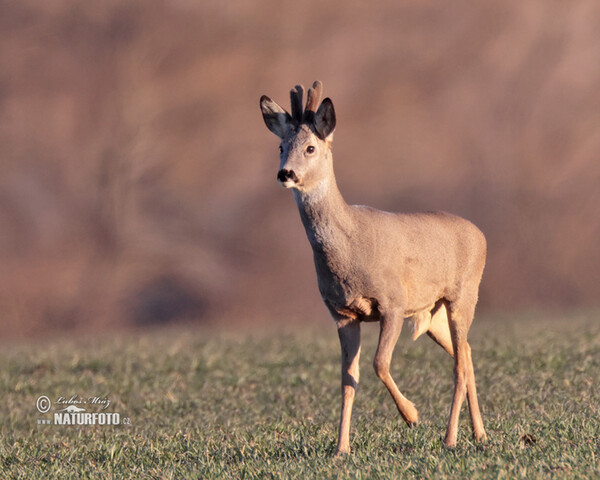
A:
[314,97,336,140]
[260,95,291,138]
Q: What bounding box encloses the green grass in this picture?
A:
[1,310,599,479]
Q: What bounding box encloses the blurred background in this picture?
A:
[1,0,599,338]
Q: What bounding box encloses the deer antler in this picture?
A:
[303,80,323,123]
[290,85,305,124]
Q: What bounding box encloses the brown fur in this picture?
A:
[305,80,323,113]
[260,81,487,454]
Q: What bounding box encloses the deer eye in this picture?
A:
[306,145,315,154]
[279,145,283,154]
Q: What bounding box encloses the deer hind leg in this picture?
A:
[335,319,361,455]
[427,301,486,442]
[444,300,486,447]
[465,342,486,442]
[373,314,419,426]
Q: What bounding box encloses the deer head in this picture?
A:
[260,81,337,191]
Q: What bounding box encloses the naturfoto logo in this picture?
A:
[35,395,130,426]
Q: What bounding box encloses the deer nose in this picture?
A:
[277,169,299,183]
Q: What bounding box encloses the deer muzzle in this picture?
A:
[277,169,300,187]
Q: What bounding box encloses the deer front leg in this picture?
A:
[373,313,419,426]
[335,319,361,455]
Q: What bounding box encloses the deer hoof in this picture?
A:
[444,436,457,449]
[334,449,350,458]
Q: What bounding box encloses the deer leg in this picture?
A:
[428,301,486,443]
[444,317,468,447]
[373,314,419,426]
[465,343,487,442]
[445,300,488,447]
[335,319,361,455]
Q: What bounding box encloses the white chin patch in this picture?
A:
[279,180,298,188]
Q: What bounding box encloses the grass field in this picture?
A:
[1,310,599,479]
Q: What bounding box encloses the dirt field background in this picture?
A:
[1,1,599,337]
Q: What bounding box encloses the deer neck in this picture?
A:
[292,173,354,254]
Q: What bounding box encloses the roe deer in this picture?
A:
[260,81,487,454]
